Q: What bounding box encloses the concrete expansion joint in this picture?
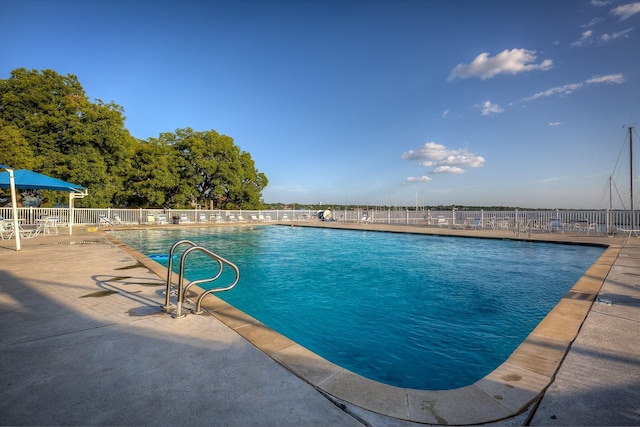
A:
[3,323,120,346]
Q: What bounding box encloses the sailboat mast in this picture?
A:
[610,176,613,210]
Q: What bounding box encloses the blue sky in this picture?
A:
[1,0,639,209]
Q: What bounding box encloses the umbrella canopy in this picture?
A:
[0,169,86,192]
[0,166,87,251]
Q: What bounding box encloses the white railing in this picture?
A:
[1,207,639,234]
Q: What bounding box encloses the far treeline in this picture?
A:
[0,68,268,209]
[262,203,578,212]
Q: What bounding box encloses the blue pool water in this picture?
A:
[111,226,604,390]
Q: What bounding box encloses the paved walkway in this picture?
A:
[1,224,638,426]
[529,236,640,426]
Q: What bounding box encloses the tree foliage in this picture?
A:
[0,68,268,208]
[159,128,268,209]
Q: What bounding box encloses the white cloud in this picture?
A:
[432,166,465,174]
[402,142,485,176]
[600,28,633,41]
[480,100,505,116]
[611,2,640,20]
[572,30,594,46]
[591,0,611,6]
[582,17,605,27]
[522,73,624,102]
[447,48,552,81]
[537,176,568,183]
[586,73,625,84]
[405,176,433,183]
[548,122,562,126]
[441,109,449,118]
[573,27,633,46]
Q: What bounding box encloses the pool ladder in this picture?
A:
[161,240,240,318]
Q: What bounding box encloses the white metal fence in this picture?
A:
[2,206,640,234]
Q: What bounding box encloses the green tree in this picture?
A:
[1,68,269,208]
[0,118,36,169]
[0,68,135,206]
[161,128,268,209]
[122,138,180,208]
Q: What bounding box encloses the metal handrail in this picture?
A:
[161,241,240,318]
[186,248,240,315]
[162,239,198,312]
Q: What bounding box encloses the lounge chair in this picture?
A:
[281,214,289,221]
[179,213,189,223]
[18,223,42,239]
[0,221,14,240]
[464,217,482,229]
[227,214,237,222]
[99,214,115,227]
[157,214,168,224]
[548,218,563,233]
[198,213,207,223]
[251,214,259,222]
[237,215,246,222]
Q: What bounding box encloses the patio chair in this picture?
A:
[198,213,207,222]
[40,216,60,234]
[496,218,510,230]
[156,214,168,224]
[573,220,589,233]
[179,213,190,223]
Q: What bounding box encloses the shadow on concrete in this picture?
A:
[0,264,363,427]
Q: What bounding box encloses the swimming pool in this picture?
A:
[111,226,604,390]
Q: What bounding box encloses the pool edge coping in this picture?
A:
[106,224,621,426]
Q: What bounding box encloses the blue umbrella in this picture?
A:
[0,166,87,250]
[0,169,86,192]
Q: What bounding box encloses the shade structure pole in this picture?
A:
[69,192,74,235]
[630,127,634,231]
[8,169,21,251]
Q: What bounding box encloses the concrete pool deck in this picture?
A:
[1,223,638,426]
